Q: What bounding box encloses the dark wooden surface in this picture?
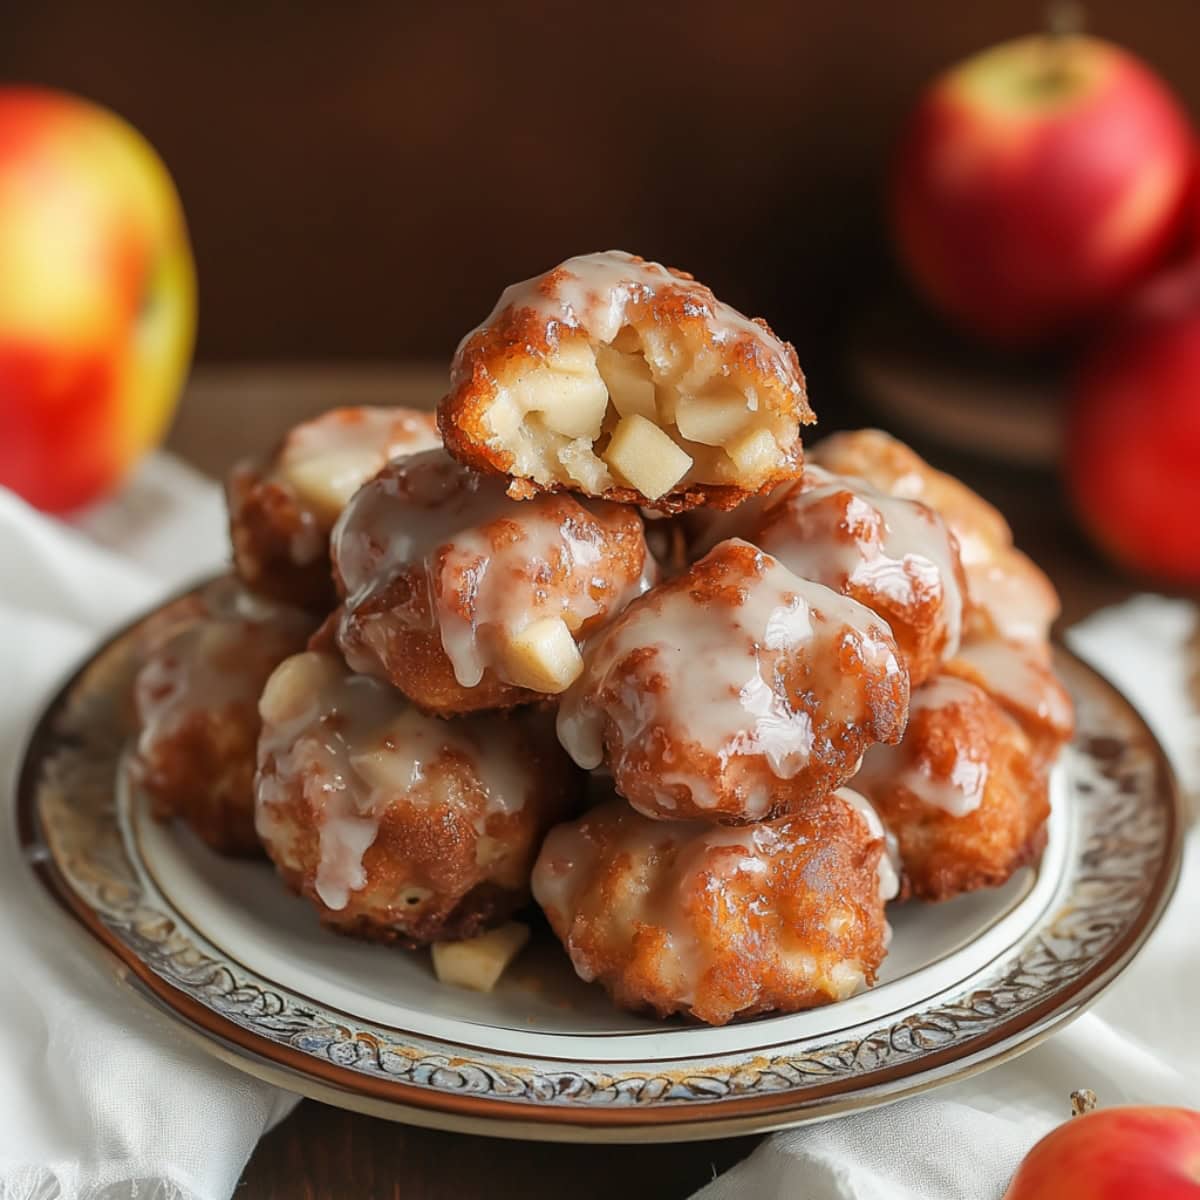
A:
[167,365,1163,1200]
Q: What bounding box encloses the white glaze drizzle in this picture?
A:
[834,787,901,901]
[556,540,904,819]
[458,250,803,396]
[953,636,1073,732]
[964,558,1058,647]
[533,802,879,1006]
[853,675,990,817]
[255,652,532,910]
[754,465,964,658]
[332,448,652,689]
[134,587,310,760]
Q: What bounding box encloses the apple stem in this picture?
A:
[1070,1089,1098,1117]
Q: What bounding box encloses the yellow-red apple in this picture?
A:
[1066,263,1200,583]
[890,35,1194,347]
[1003,1095,1200,1199]
[0,87,195,512]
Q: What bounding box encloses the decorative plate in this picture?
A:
[15,595,1185,1143]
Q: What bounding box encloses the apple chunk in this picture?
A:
[725,427,782,475]
[432,922,531,992]
[283,448,385,517]
[595,345,657,420]
[674,388,752,446]
[603,414,693,499]
[503,616,583,693]
[515,341,609,439]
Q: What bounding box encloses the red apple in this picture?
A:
[1066,263,1200,583]
[0,87,196,512]
[890,34,1195,347]
[1003,1095,1200,1198]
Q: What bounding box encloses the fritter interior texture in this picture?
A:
[130,580,314,855]
[439,251,814,512]
[332,447,653,715]
[557,538,909,823]
[254,650,576,944]
[851,673,1050,901]
[532,794,890,1025]
[227,406,440,610]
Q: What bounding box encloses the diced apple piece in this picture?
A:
[259,652,340,725]
[503,616,584,693]
[432,922,531,992]
[514,342,610,439]
[611,324,641,353]
[603,414,693,499]
[283,449,384,516]
[674,389,752,447]
[595,346,657,421]
[725,426,782,477]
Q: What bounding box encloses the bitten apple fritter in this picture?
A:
[331,447,653,715]
[532,792,892,1025]
[254,650,577,945]
[130,580,315,855]
[227,406,440,610]
[439,251,814,512]
[557,538,909,823]
[850,673,1051,901]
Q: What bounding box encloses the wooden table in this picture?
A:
[166,364,1164,1200]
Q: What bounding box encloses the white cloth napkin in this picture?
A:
[0,455,298,1200]
[696,595,1200,1200]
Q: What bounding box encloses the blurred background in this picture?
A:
[3,0,1194,374]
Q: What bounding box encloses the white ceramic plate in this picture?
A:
[17,599,1184,1142]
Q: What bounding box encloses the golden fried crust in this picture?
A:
[255,658,577,945]
[130,605,314,856]
[334,575,537,716]
[743,468,968,688]
[439,252,813,512]
[943,637,1075,766]
[332,450,652,715]
[532,795,888,1025]
[227,406,440,612]
[810,429,1012,557]
[556,540,909,824]
[227,461,337,612]
[810,429,1060,644]
[852,676,1050,901]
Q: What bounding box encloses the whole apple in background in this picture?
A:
[1003,1092,1200,1198]
[0,87,195,512]
[1066,263,1200,584]
[890,34,1195,347]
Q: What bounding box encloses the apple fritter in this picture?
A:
[254,650,576,945]
[733,464,967,687]
[809,428,1060,647]
[851,673,1050,901]
[438,251,814,512]
[556,538,909,823]
[130,582,314,856]
[944,635,1075,765]
[532,792,892,1025]
[331,447,654,715]
[227,405,440,610]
